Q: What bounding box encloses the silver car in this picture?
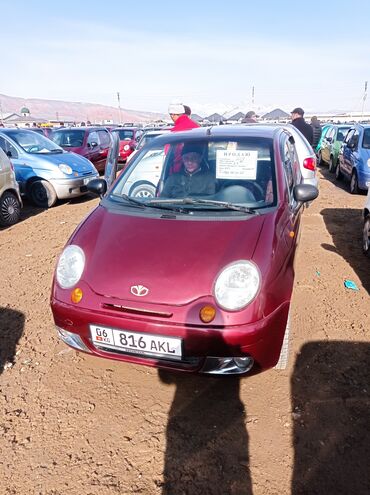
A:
[0,147,22,226]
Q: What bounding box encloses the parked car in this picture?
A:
[0,128,98,207]
[125,128,172,170]
[111,127,144,163]
[363,187,370,257]
[315,123,331,154]
[336,124,370,193]
[50,125,318,375]
[0,147,22,226]
[318,124,351,172]
[49,127,111,173]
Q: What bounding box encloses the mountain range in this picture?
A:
[0,93,166,123]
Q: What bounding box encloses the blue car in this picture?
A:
[336,124,370,194]
[0,129,99,207]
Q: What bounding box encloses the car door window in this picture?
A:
[0,136,18,158]
[97,130,111,147]
[344,129,355,145]
[282,138,300,207]
[362,128,370,149]
[87,131,99,146]
[349,131,359,150]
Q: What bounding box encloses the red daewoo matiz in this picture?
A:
[50,126,318,375]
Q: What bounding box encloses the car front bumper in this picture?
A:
[51,297,290,375]
[50,174,99,199]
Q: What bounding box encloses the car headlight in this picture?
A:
[214,261,260,311]
[59,163,73,175]
[123,144,130,151]
[56,245,85,289]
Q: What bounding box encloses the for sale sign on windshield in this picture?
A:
[216,150,258,180]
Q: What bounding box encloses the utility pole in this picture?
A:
[0,100,3,125]
[117,92,122,125]
[252,86,255,106]
[361,81,368,118]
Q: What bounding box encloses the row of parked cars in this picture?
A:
[318,123,370,194]
[0,125,165,225]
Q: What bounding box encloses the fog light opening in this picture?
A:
[233,356,254,372]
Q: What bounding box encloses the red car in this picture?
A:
[111,127,143,163]
[50,126,318,375]
[50,127,111,173]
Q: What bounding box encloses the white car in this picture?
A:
[363,187,370,257]
[126,129,171,165]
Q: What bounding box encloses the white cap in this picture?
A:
[168,101,185,115]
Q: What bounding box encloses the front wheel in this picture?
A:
[350,171,359,194]
[29,180,57,207]
[363,216,370,257]
[0,191,21,226]
[129,181,156,199]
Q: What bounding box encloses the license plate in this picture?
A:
[90,325,182,360]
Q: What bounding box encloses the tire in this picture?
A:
[328,155,337,173]
[350,170,359,195]
[318,151,323,166]
[363,215,370,257]
[0,191,21,226]
[29,180,57,207]
[335,162,343,180]
[275,312,291,370]
[129,181,156,199]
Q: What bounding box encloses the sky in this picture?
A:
[1,0,369,117]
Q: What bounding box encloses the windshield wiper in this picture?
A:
[116,194,189,214]
[49,148,64,153]
[147,197,259,214]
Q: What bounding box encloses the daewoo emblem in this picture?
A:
[130,285,149,297]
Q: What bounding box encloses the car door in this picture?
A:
[86,130,102,170]
[104,131,120,189]
[0,136,25,190]
[281,135,302,251]
[340,129,354,177]
[342,129,359,178]
[97,129,111,168]
[321,126,333,163]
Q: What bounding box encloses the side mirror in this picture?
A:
[6,150,12,158]
[293,184,319,212]
[87,178,107,197]
[326,136,333,143]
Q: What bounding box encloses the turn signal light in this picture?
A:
[303,157,316,171]
[199,305,216,323]
[71,287,83,303]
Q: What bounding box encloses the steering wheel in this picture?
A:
[244,181,265,201]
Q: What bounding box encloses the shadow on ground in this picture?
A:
[292,341,370,495]
[159,370,252,495]
[320,207,369,294]
[0,307,25,374]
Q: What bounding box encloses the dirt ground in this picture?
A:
[0,165,369,495]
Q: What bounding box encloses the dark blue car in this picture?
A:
[336,124,370,194]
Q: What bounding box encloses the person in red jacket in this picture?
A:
[167,102,200,171]
[168,102,199,132]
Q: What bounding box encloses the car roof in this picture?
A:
[112,126,140,131]
[151,125,283,146]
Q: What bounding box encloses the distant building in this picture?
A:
[262,108,290,121]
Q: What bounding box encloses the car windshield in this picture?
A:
[337,127,350,142]
[115,130,134,140]
[362,128,370,149]
[137,132,166,149]
[7,130,63,154]
[109,137,276,213]
[51,130,85,147]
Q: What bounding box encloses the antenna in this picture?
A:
[361,81,368,119]
[117,92,122,125]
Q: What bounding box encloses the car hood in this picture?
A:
[74,206,266,305]
[40,151,96,172]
